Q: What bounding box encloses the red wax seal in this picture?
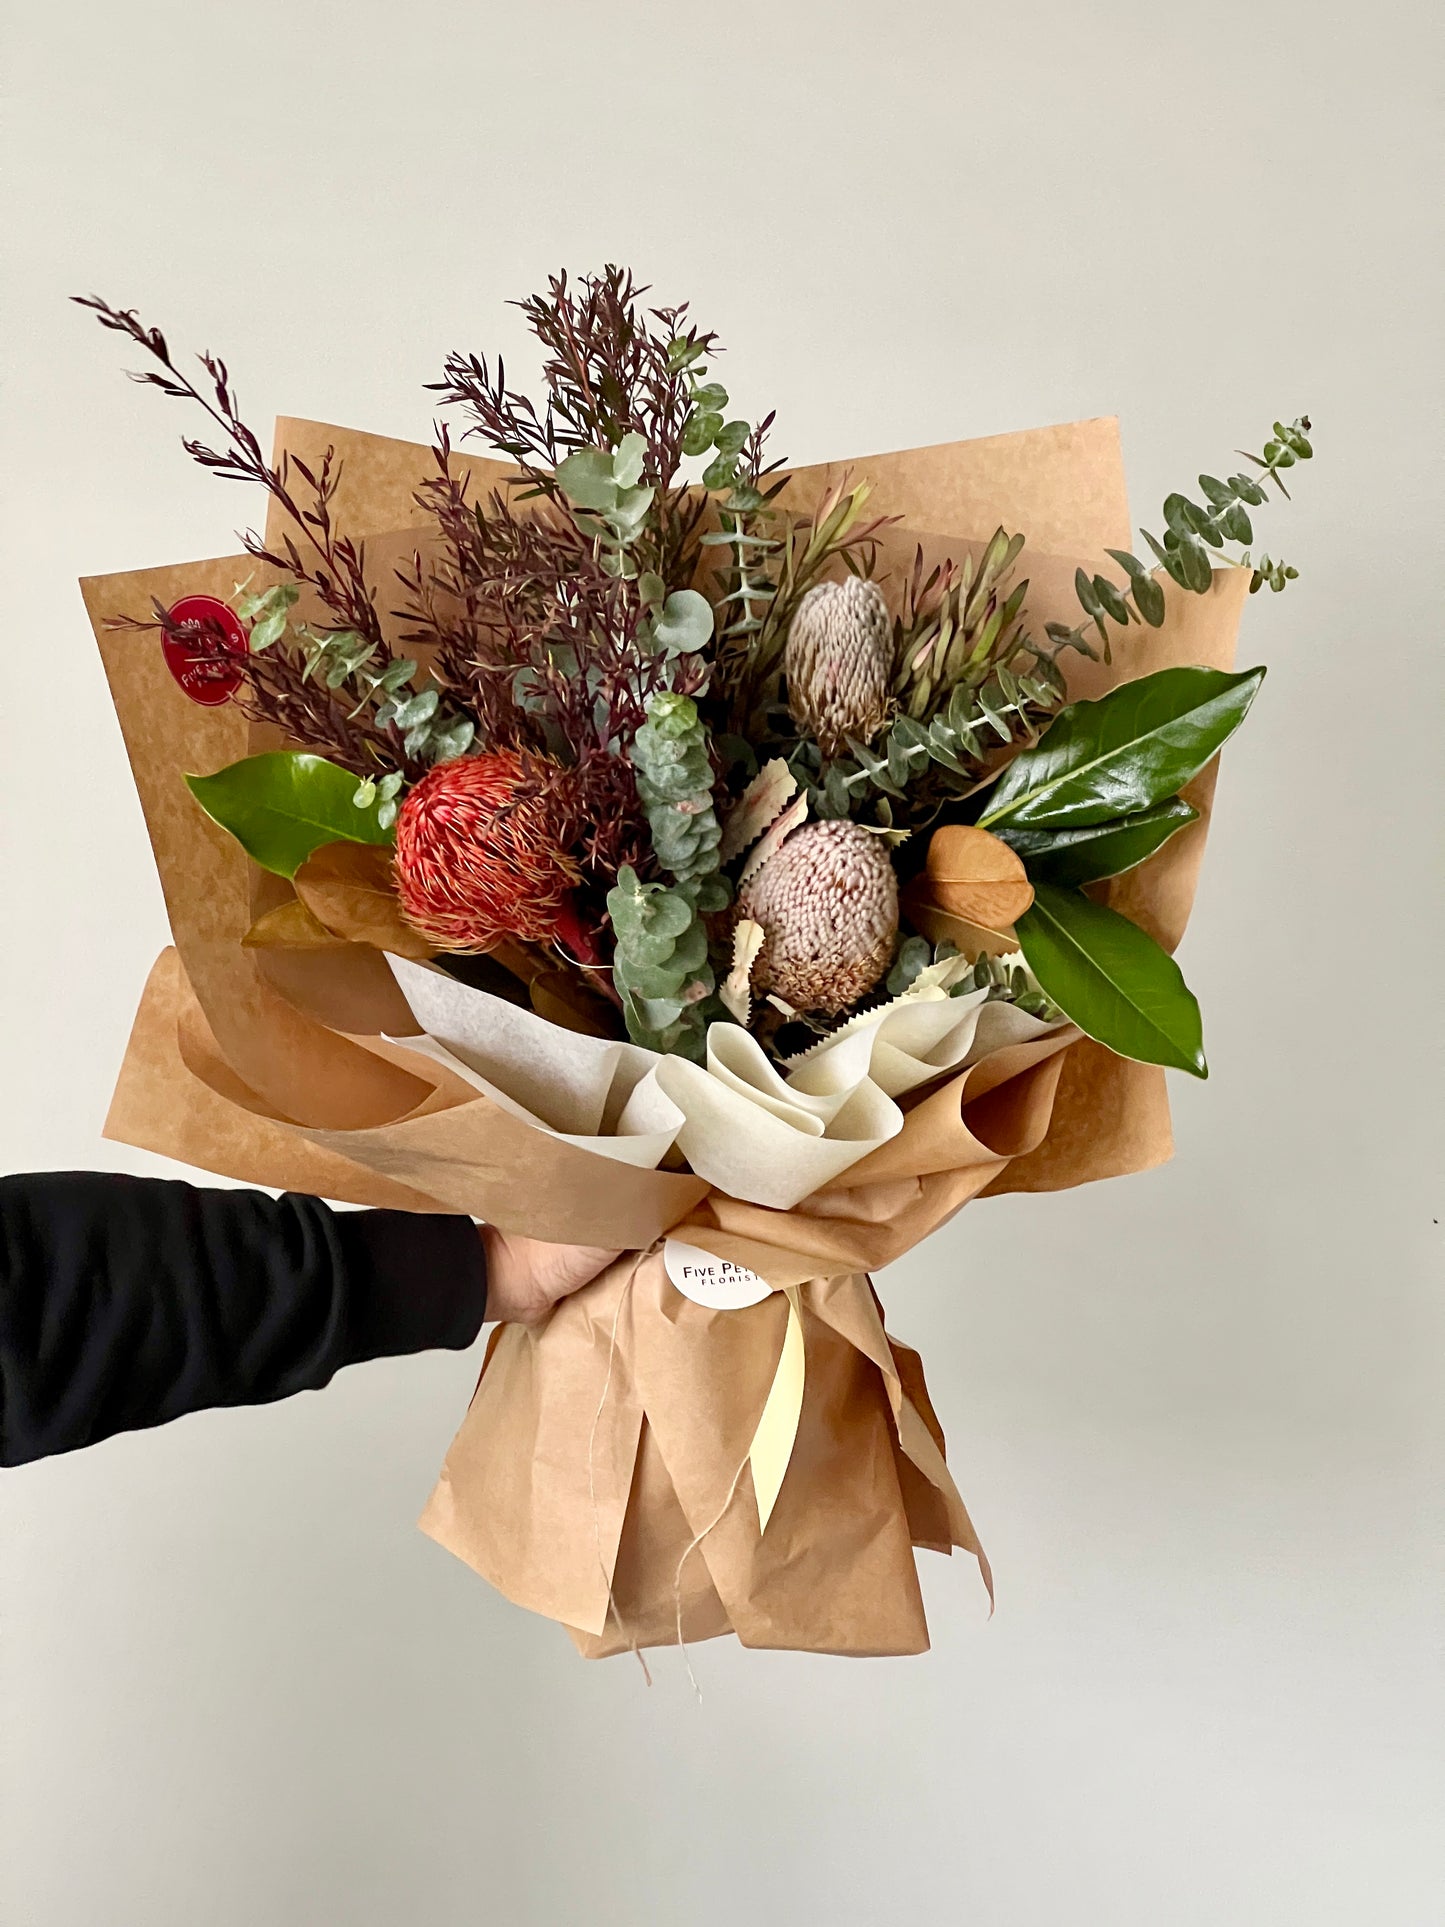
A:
[162,595,249,706]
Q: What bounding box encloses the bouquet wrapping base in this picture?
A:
[80,411,1254,1660]
[422,1252,984,1658]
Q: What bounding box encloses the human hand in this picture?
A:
[479,1227,621,1327]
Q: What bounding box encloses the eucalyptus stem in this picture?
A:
[1049,415,1314,658]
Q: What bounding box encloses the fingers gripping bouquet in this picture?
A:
[79,269,1313,1657]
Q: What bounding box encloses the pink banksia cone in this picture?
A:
[393,751,581,953]
[785,576,893,757]
[738,818,899,1015]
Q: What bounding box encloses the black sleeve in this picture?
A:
[0,1172,489,1468]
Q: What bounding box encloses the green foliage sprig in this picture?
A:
[552,431,655,574]
[606,865,728,1059]
[235,582,476,779]
[608,691,732,1057]
[667,335,762,495]
[807,676,1051,822]
[957,948,1062,1019]
[631,692,724,883]
[1051,417,1313,658]
[892,531,1037,719]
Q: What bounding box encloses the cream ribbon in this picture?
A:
[663,1240,806,1533]
[747,1286,806,1531]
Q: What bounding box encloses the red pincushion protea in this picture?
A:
[393,751,581,953]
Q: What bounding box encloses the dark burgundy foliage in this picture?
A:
[80,270,755,882]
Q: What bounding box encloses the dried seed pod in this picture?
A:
[738,818,898,1015]
[784,577,892,756]
[923,824,1034,930]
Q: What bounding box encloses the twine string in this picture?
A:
[585,1266,649,1679]
[672,1446,752,1704]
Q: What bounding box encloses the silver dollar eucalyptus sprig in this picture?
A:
[608,691,730,1057]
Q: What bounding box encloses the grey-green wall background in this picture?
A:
[2,2,1440,1922]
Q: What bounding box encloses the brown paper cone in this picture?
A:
[423,1253,980,1658]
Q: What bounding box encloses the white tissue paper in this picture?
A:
[386,955,1066,1211]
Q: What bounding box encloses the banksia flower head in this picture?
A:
[785,576,893,757]
[393,750,581,953]
[738,818,898,1015]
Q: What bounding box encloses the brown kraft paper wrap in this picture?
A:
[82,416,1251,1656]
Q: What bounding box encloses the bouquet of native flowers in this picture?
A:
[78,268,1312,1658]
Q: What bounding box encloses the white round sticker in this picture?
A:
[663,1239,773,1310]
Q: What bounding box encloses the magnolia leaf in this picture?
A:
[997,798,1199,886]
[185,752,395,877]
[1015,883,1206,1076]
[292,841,434,958]
[979,665,1264,830]
[241,898,346,950]
[924,823,1034,929]
[738,793,808,889]
[720,759,798,862]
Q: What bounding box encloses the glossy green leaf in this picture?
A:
[184,751,396,877]
[978,664,1264,829]
[1016,883,1206,1076]
[997,797,1199,885]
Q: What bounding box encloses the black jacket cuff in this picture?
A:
[333,1208,488,1365]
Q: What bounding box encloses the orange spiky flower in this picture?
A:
[393,751,583,954]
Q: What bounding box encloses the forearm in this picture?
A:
[0,1172,488,1467]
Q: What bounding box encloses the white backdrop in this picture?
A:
[2,3,1440,1922]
